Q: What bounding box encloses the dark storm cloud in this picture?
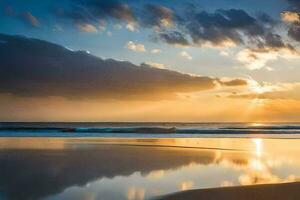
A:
[1,33,236,100]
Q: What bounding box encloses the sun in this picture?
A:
[248,79,272,95]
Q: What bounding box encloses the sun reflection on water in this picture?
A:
[252,138,263,157]
[179,181,194,191]
[127,187,145,200]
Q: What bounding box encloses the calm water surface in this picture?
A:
[0,137,300,200]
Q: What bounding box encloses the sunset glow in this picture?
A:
[0,0,299,122]
[1,2,300,199]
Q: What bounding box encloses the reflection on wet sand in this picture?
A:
[0,143,216,199]
[0,138,300,200]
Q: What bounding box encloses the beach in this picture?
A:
[158,182,300,200]
[2,0,300,198]
[1,135,300,200]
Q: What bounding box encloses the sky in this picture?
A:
[0,0,300,122]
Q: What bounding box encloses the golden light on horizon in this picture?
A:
[250,123,264,127]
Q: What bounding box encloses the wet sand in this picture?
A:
[158,182,300,200]
[1,137,300,200]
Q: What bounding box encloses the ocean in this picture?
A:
[0,122,300,138]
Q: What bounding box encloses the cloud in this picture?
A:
[65,0,135,23]
[237,49,278,70]
[125,41,146,52]
[142,62,166,69]
[256,12,276,26]
[228,82,300,101]
[283,1,300,42]
[151,8,289,53]
[219,78,248,86]
[114,24,123,30]
[179,51,192,60]
[54,1,300,57]
[107,31,113,37]
[52,0,300,62]
[286,0,300,10]
[140,4,174,28]
[4,10,40,27]
[151,49,162,54]
[281,11,300,23]
[287,22,300,42]
[220,50,229,56]
[0,33,231,100]
[2,5,39,28]
[76,23,98,32]
[98,21,106,32]
[19,12,39,27]
[126,22,136,31]
[158,31,189,46]
[56,1,178,44]
[182,9,265,47]
[237,34,299,70]
[262,33,294,49]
